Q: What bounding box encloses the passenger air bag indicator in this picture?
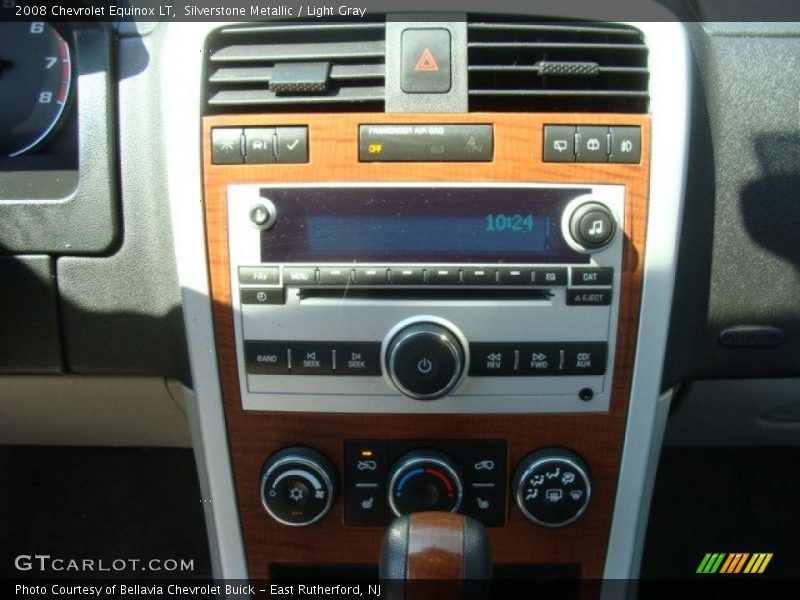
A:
[359,124,493,162]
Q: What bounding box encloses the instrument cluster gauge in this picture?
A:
[0,22,73,157]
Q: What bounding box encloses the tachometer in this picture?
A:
[0,22,72,157]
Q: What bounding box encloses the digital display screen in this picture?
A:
[260,187,591,264]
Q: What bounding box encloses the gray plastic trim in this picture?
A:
[161,23,248,580]
[603,21,691,579]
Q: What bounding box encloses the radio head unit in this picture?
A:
[227,182,624,414]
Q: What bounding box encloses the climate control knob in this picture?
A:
[385,320,466,400]
[513,448,591,527]
[260,447,338,527]
[387,451,464,517]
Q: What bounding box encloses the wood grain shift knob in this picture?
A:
[379,512,492,600]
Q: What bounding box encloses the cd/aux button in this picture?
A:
[562,343,607,375]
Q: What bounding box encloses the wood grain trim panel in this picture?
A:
[202,112,650,579]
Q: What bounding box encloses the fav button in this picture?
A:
[238,266,280,285]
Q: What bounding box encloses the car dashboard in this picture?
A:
[2,1,800,591]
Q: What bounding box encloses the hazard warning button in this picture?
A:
[401,28,451,94]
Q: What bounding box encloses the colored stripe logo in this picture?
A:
[697,553,772,574]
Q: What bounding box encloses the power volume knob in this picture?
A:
[385,320,466,400]
[260,447,338,527]
[568,202,616,250]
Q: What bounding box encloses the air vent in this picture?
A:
[467,19,649,113]
[205,20,386,113]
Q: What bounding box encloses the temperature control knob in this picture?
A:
[385,320,466,400]
[260,447,338,527]
[513,448,591,527]
[387,451,464,517]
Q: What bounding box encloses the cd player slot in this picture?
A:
[297,288,555,302]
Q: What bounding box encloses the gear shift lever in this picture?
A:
[379,512,492,600]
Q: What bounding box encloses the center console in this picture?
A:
[204,110,648,577]
[164,14,690,582]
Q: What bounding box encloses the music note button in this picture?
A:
[569,202,616,249]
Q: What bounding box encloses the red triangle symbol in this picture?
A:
[414,48,439,72]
